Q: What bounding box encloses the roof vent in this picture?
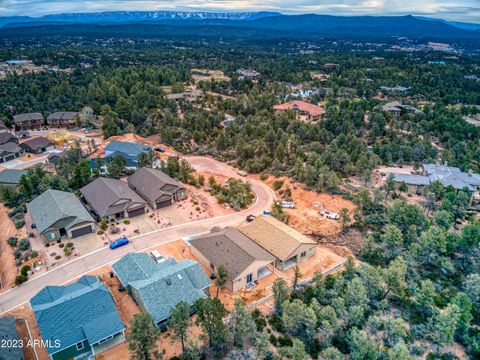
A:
[166,279,172,286]
[178,274,183,280]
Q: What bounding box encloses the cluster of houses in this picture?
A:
[25,167,186,241]
[13,111,79,130]
[0,119,56,163]
[0,213,318,360]
[389,163,480,206]
[273,100,326,122]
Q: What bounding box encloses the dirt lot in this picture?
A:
[258,176,356,237]
[0,204,29,292]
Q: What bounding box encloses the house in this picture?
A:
[238,215,316,270]
[389,163,480,206]
[16,130,30,139]
[112,253,210,328]
[0,143,24,163]
[105,141,151,158]
[0,317,24,360]
[382,101,422,115]
[13,112,44,130]
[47,151,65,165]
[80,177,147,220]
[273,100,326,122]
[0,132,19,145]
[379,85,410,95]
[189,227,275,292]
[167,89,204,102]
[31,276,125,360]
[236,69,260,80]
[0,169,27,187]
[128,167,186,209]
[90,141,152,173]
[27,189,95,241]
[20,137,54,154]
[46,111,78,128]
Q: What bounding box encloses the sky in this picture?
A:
[0,0,479,23]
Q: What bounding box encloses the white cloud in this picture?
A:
[0,0,479,22]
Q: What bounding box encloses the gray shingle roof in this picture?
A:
[128,167,185,205]
[0,120,7,130]
[0,132,18,145]
[0,169,28,185]
[20,137,53,151]
[13,113,44,124]
[391,173,431,186]
[0,317,24,360]
[31,276,124,355]
[80,177,146,218]
[190,228,274,279]
[0,142,22,155]
[113,253,210,324]
[47,111,78,122]
[27,189,94,235]
[424,163,480,191]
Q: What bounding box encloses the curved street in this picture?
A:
[0,156,275,314]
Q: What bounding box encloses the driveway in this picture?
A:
[0,156,275,314]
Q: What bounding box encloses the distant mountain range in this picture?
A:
[0,11,479,46]
[0,11,280,27]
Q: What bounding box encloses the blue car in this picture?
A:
[109,236,129,249]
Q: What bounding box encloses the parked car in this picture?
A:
[246,214,256,223]
[150,250,166,263]
[277,201,296,209]
[262,210,271,215]
[320,210,339,220]
[109,236,129,249]
[237,170,247,177]
[154,147,165,153]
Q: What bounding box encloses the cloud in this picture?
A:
[0,0,479,22]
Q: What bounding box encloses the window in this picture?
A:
[301,251,307,258]
[246,273,253,284]
[76,342,84,350]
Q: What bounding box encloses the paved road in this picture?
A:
[0,157,275,314]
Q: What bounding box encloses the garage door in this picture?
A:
[71,225,92,238]
[128,207,145,218]
[4,154,15,162]
[156,200,172,209]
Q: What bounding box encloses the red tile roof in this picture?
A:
[273,100,325,118]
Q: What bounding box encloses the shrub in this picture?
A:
[56,239,61,244]
[15,274,28,285]
[59,243,65,248]
[15,260,22,267]
[269,334,278,347]
[123,220,131,225]
[18,239,30,251]
[7,237,17,247]
[14,250,22,259]
[45,242,50,247]
[268,314,283,332]
[30,251,38,258]
[273,180,284,191]
[260,173,269,181]
[97,230,104,235]
[277,336,293,347]
[14,220,25,229]
[28,232,35,237]
[20,265,31,276]
[55,255,61,260]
